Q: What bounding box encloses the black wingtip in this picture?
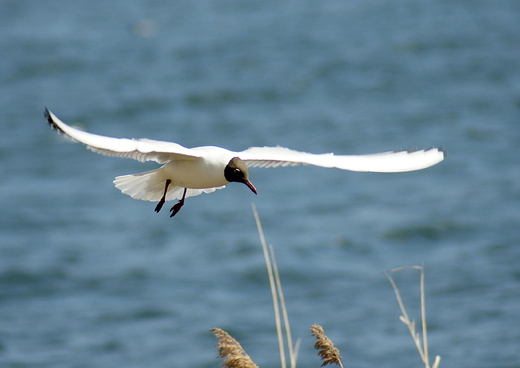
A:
[44,107,50,123]
[44,107,65,134]
[424,146,447,158]
[395,146,447,158]
[44,107,53,126]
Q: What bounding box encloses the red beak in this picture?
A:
[244,180,257,195]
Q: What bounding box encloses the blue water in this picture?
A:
[1,1,519,367]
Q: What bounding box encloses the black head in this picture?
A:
[224,157,257,194]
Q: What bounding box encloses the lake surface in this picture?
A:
[1,1,519,367]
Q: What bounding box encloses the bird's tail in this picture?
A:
[113,169,225,202]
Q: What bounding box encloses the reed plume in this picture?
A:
[310,325,344,368]
[211,328,259,368]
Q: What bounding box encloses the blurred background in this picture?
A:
[1,0,519,367]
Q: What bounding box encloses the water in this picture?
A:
[1,0,519,367]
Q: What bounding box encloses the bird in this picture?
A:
[44,108,445,217]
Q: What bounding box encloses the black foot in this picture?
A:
[155,179,171,213]
[169,201,184,217]
[154,198,166,213]
[169,188,187,218]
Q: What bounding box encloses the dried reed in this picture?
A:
[252,203,300,368]
[211,328,259,368]
[210,209,442,368]
[385,266,441,368]
[310,325,344,368]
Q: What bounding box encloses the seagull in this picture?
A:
[44,108,445,217]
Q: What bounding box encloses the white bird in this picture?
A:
[44,108,445,217]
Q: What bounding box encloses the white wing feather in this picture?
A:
[44,108,200,164]
[239,146,445,173]
[45,109,444,173]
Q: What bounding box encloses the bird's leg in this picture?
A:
[169,188,187,217]
[154,179,172,213]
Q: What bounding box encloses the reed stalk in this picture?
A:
[385,266,441,368]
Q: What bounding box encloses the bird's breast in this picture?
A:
[161,159,229,189]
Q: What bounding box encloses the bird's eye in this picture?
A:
[234,168,241,173]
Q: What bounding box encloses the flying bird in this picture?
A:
[44,108,445,217]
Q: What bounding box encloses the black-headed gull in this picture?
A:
[44,108,445,217]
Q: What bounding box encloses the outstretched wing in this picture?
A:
[44,108,201,164]
[238,146,445,173]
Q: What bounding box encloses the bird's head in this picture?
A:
[224,157,257,194]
